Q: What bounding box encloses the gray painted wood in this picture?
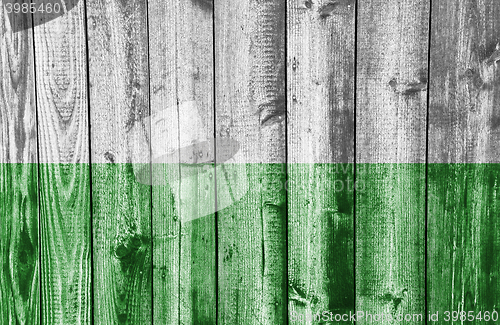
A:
[428,0,500,164]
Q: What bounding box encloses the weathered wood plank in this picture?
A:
[174,0,216,323]
[428,0,500,318]
[428,0,500,164]
[32,1,92,323]
[146,0,215,321]
[356,164,425,324]
[428,164,500,320]
[147,0,180,322]
[287,0,355,323]
[215,0,287,323]
[0,5,39,325]
[356,0,429,323]
[86,0,152,323]
[287,164,354,325]
[146,0,216,321]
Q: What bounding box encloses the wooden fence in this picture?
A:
[1,0,499,324]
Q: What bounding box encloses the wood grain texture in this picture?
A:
[356,0,429,323]
[32,0,91,323]
[428,0,500,164]
[428,164,500,320]
[287,164,354,325]
[0,0,38,163]
[428,0,500,317]
[0,5,39,325]
[147,0,180,322]
[174,0,216,323]
[147,0,216,321]
[215,0,287,323]
[4,0,500,322]
[356,164,425,324]
[86,0,152,323]
[287,0,355,322]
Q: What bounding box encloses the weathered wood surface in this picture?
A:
[174,0,216,323]
[215,0,287,323]
[2,0,500,324]
[428,0,500,318]
[86,0,152,323]
[147,0,180,322]
[428,165,500,320]
[147,0,216,322]
[148,0,216,322]
[0,5,39,324]
[356,1,429,324]
[287,0,355,323]
[32,0,92,323]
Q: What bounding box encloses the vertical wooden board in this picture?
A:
[287,0,355,321]
[174,0,216,323]
[86,0,152,323]
[428,0,500,318]
[428,0,500,164]
[287,164,354,324]
[32,0,91,323]
[0,5,39,325]
[215,163,287,325]
[356,0,428,323]
[428,164,500,320]
[355,164,425,324]
[215,0,287,323]
[0,164,39,325]
[147,0,180,322]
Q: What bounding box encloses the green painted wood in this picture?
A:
[0,163,39,325]
[37,163,91,324]
[90,164,152,324]
[287,0,355,322]
[32,1,92,323]
[356,0,429,323]
[287,164,354,324]
[215,164,287,325]
[86,0,152,323]
[428,0,500,318]
[356,164,425,324]
[0,5,39,324]
[428,165,500,320]
[215,0,287,323]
